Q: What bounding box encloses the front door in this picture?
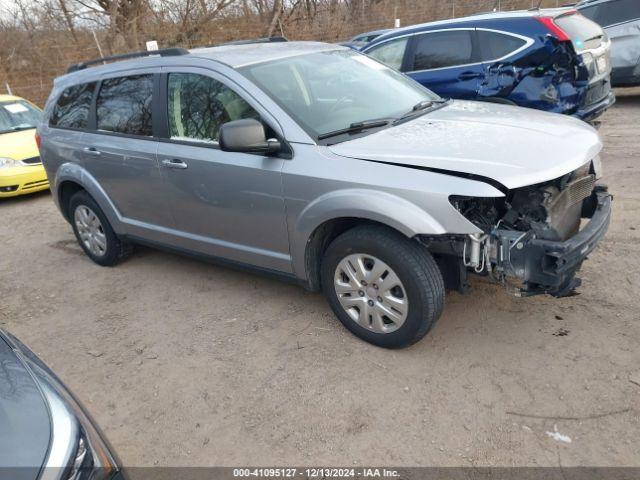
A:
[156,68,291,272]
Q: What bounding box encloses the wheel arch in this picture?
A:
[293,189,447,290]
[54,163,124,234]
[58,180,85,222]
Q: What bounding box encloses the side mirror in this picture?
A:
[219,119,281,155]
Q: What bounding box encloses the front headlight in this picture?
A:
[449,195,503,233]
[0,157,18,168]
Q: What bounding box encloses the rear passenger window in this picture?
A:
[49,82,95,129]
[366,37,409,70]
[167,73,258,143]
[411,30,473,71]
[477,31,527,61]
[97,75,153,137]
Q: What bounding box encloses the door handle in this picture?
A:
[83,147,101,156]
[161,159,188,169]
[458,71,482,80]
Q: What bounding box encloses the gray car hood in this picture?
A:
[328,100,602,190]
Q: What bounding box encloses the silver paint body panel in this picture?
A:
[39,42,602,283]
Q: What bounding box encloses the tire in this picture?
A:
[321,225,445,348]
[69,190,132,266]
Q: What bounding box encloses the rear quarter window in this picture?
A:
[96,75,153,137]
[476,31,527,61]
[49,82,96,129]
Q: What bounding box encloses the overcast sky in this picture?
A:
[0,0,15,18]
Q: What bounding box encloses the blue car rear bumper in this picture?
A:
[573,91,616,122]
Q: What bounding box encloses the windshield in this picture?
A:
[239,49,440,141]
[0,100,42,135]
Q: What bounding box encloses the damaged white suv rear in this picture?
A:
[40,43,611,349]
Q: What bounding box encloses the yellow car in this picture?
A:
[0,94,49,197]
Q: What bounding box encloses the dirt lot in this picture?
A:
[1,89,640,468]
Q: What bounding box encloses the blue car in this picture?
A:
[361,8,615,121]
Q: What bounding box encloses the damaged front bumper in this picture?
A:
[490,187,611,297]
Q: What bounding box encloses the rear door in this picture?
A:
[404,29,483,99]
[155,67,291,272]
[475,29,532,98]
[82,71,174,229]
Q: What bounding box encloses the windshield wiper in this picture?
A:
[318,119,391,140]
[412,99,435,111]
[394,98,450,124]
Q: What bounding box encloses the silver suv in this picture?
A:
[39,41,612,348]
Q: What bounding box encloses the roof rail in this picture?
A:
[66,47,190,74]
[217,36,288,47]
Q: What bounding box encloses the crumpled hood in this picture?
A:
[328,100,602,190]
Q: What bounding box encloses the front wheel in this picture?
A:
[321,225,445,348]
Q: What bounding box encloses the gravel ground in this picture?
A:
[1,88,639,467]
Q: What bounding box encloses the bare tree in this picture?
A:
[264,0,282,36]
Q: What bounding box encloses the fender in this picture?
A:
[54,162,125,235]
[290,189,447,279]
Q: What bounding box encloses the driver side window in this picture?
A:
[366,37,408,71]
[168,73,259,143]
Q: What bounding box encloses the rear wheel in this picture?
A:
[321,225,445,348]
[69,191,132,266]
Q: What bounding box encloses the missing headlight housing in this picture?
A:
[451,161,597,242]
[449,195,503,233]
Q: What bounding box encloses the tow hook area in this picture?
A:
[487,229,582,298]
